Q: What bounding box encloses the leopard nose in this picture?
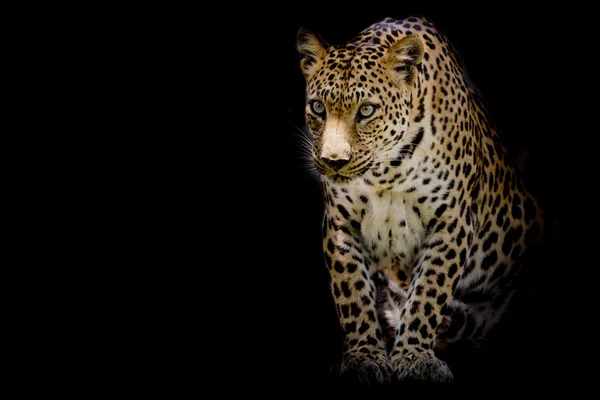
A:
[322,156,349,171]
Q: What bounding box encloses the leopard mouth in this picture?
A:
[322,162,374,182]
[314,155,374,181]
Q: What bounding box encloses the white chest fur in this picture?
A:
[359,190,425,268]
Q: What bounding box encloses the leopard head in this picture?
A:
[297,27,424,182]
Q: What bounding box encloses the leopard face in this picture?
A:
[300,32,424,184]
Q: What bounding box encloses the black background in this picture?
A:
[32,5,598,397]
[127,7,596,396]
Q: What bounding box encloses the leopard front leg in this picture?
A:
[389,229,468,384]
[323,218,393,385]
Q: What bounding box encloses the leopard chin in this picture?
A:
[327,173,371,187]
[329,173,356,183]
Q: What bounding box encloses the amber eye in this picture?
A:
[310,100,325,116]
[358,104,375,119]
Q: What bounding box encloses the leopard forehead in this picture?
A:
[308,44,390,107]
[305,18,445,108]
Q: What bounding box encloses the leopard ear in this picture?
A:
[383,36,424,87]
[297,28,327,81]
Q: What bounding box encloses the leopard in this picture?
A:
[296,16,545,385]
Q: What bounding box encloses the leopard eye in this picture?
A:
[310,100,326,116]
[358,104,375,119]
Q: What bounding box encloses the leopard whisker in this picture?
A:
[290,122,320,179]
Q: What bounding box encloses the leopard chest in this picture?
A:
[358,190,426,279]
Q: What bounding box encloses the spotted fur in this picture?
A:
[297,16,544,385]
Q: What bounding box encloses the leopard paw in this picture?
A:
[394,351,454,384]
[334,350,394,385]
